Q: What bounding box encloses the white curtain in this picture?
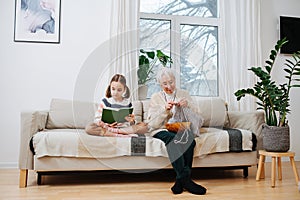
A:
[219,0,262,111]
[109,0,140,100]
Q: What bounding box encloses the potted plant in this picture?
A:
[138,49,172,99]
[234,38,300,152]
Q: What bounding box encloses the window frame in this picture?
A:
[139,2,221,96]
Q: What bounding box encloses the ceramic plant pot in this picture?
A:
[138,84,148,100]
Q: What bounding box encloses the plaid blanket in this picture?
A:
[130,127,257,156]
[31,127,256,159]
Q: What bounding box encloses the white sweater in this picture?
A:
[147,89,197,136]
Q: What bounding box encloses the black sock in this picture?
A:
[171,179,183,194]
[181,178,207,195]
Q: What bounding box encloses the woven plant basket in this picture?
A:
[262,124,290,152]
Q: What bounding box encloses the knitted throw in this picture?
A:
[172,106,203,137]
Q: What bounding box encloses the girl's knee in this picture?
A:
[85,123,105,136]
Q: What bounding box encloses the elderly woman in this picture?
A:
[147,68,206,195]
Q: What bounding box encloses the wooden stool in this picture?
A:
[256,150,299,188]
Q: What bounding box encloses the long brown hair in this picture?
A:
[105,74,130,98]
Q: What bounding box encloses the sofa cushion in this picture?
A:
[193,97,227,127]
[141,100,150,122]
[46,99,97,129]
[45,97,227,129]
[132,101,143,123]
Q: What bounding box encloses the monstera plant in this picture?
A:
[138,49,172,85]
[138,49,172,99]
[234,38,300,152]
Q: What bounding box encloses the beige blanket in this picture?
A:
[33,128,253,159]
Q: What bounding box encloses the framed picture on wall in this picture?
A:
[14,0,61,43]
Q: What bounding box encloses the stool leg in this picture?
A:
[271,156,276,188]
[289,156,299,184]
[261,155,265,179]
[256,155,265,180]
[277,157,282,180]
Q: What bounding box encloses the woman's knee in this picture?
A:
[154,130,176,144]
[190,139,196,148]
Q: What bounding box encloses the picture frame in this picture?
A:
[14,0,61,43]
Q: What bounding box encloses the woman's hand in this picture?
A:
[166,101,176,110]
[177,98,188,107]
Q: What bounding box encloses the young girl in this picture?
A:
[85,74,148,137]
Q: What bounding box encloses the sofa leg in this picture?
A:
[19,169,28,188]
[37,172,42,185]
[243,167,248,178]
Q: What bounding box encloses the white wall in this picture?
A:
[0,0,111,168]
[260,0,300,160]
[0,0,299,168]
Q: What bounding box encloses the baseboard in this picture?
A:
[0,162,18,169]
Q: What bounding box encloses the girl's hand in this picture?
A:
[98,121,117,128]
[125,114,135,124]
[108,122,118,127]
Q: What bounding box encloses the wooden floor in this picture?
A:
[1,162,300,200]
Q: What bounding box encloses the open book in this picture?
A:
[101,107,134,124]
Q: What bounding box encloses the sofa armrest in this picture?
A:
[19,111,48,170]
[225,111,265,150]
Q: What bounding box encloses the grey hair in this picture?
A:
[156,67,176,83]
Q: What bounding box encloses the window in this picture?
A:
[140,0,219,97]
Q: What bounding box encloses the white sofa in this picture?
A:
[19,97,265,187]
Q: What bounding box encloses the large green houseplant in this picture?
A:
[235,38,300,152]
[138,49,172,99]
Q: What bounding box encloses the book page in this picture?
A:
[101,107,133,124]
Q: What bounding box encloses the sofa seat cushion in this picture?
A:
[32,128,255,159]
[196,127,255,156]
[33,129,168,159]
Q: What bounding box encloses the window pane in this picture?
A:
[140,0,218,18]
[139,19,171,98]
[180,24,218,96]
[140,19,171,51]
